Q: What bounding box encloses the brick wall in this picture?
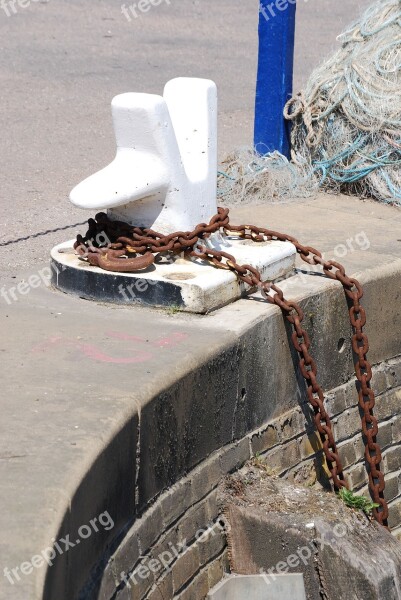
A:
[91,355,401,599]
[251,355,401,536]
[96,444,248,600]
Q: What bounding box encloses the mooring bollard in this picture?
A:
[69,78,218,234]
[51,77,296,313]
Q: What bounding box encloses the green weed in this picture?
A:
[338,487,380,515]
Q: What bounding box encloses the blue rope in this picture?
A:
[313,137,401,188]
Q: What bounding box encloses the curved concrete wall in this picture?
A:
[88,361,401,600]
[39,258,401,600]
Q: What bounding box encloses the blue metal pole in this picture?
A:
[254,0,297,157]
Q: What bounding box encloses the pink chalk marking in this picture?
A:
[78,343,151,364]
[106,330,189,348]
[31,331,188,363]
[153,332,188,347]
[31,336,63,353]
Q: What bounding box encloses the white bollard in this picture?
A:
[70,78,218,234]
[52,77,297,313]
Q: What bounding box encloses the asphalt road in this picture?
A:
[0,0,365,275]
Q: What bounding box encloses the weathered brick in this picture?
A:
[198,529,226,566]
[299,432,323,460]
[251,424,279,455]
[338,440,357,469]
[127,562,154,599]
[112,530,141,589]
[149,525,179,569]
[98,559,119,600]
[175,569,209,600]
[358,484,369,498]
[204,488,219,522]
[384,447,401,473]
[325,388,347,417]
[388,497,401,530]
[172,544,200,593]
[264,439,301,474]
[376,389,401,421]
[190,453,221,505]
[343,381,359,409]
[314,452,333,487]
[346,463,367,490]
[219,438,250,475]
[384,472,400,503]
[207,553,228,591]
[276,408,306,441]
[377,421,393,450]
[353,435,365,463]
[138,503,163,553]
[333,407,361,443]
[385,360,401,389]
[161,479,192,529]
[177,498,209,546]
[392,416,401,444]
[175,495,221,555]
[145,571,173,600]
[116,585,131,600]
[371,368,388,397]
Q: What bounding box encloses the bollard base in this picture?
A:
[50,238,296,314]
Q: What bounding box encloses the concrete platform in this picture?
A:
[1,194,401,599]
[50,237,296,313]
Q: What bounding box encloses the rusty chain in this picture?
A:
[75,207,388,527]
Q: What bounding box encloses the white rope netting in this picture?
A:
[219,0,401,206]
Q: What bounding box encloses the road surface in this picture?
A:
[0,0,365,275]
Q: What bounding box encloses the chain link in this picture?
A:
[76,208,389,527]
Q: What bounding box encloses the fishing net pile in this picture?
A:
[219,0,401,206]
[217,148,316,205]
